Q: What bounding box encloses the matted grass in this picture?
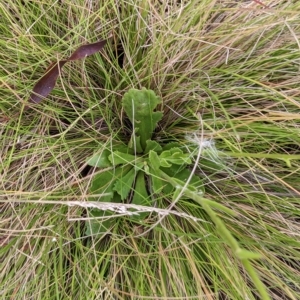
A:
[1,0,300,299]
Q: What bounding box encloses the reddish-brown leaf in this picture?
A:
[29,39,107,104]
[68,40,107,60]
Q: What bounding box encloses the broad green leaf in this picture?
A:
[114,166,136,200]
[89,166,131,202]
[174,169,203,193]
[86,149,112,168]
[132,171,150,205]
[128,134,143,153]
[144,161,150,175]
[144,140,162,154]
[161,165,204,194]
[160,165,185,194]
[109,151,137,166]
[162,181,173,194]
[162,142,182,151]
[159,148,191,166]
[134,161,145,172]
[161,164,185,176]
[86,141,134,168]
[148,150,160,170]
[159,159,172,168]
[114,143,135,155]
[149,168,164,194]
[122,88,163,150]
[89,170,115,202]
[131,171,151,221]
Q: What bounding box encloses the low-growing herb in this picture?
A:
[86,88,205,235]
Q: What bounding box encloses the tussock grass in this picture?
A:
[1,0,300,299]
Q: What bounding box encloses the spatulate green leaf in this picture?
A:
[148,150,161,170]
[87,149,112,168]
[89,170,115,202]
[161,165,204,194]
[159,148,192,166]
[162,142,182,151]
[122,88,163,150]
[128,134,143,153]
[144,140,162,154]
[149,168,164,194]
[109,151,137,166]
[113,166,136,200]
[131,171,151,221]
[90,166,132,202]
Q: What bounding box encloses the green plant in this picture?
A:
[86,88,205,235]
[3,1,300,298]
[86,88,271,299]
